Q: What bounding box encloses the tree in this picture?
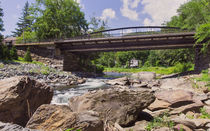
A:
[10,46,18,60]
[31,0,88,40]
[0,2,4,42]
[167,0,210,51]
[0,2,4,59]
[12,1,33,37]
[24,47,32,62]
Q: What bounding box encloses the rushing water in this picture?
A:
[51,72,128,105]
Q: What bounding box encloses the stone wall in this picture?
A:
[194,47,210,72]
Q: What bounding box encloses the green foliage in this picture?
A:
[9,46,18,60]
[16,31,37,44]
[145,113,174,131]
[167,0,210,51]
[24,47,32,62]
[199,107,210,119]
[12,1,33,37]
[65,128,81,131]
[31,0,88,39]
[195,23,210,52]
[105,63,194,75]
[0,2,4,42]
[172,62,193,73]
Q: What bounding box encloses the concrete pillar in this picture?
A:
[194,47,210,72]
[63,53,81,71]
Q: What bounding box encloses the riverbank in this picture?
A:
[0,60,86,87]
[104,63,194,75]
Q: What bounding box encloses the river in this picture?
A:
[51,72,128,105]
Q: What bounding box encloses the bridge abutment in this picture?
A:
[194,47,210,72]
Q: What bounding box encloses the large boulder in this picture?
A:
[69,88,155,127]
[106,77,130,86]
[0,76,53,126]
[0,122,37,131]
[26,104,104,131]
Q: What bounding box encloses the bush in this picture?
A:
[95,65,104,74]
[173,62,193,73]
[10,46,18,60]
[24,47,32,62]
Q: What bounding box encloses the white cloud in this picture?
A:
[142,0,189,26]
[16,4,21,10]
[101,8,116,21]
[120,0,141,21]
[75,0,85,9]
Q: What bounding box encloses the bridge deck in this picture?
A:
[14,32,198,53]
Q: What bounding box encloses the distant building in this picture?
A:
[130,59,139,67]
[3,37,16,46]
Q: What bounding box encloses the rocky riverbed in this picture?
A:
[0,61,210,131]
[0,61,86,87]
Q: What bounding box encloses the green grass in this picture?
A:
[145,113,174,131]
[104,64,194,75]
[199,107,210,119]
[194,70,210,88]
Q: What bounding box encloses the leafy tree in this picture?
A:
[12,1,33,37]
[24,47,32,62]
[167,0,210,50]
[31,0,88,40]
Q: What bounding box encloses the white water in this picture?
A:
[51,78,107,105]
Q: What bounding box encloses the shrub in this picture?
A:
[24,47,32,62]
[95,65,104,74]
[10,46,18,60]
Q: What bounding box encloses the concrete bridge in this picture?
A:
[12,26,209,72]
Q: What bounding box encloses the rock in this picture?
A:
[77,78,86,84]
[205,100,210,105]
[170,102,204,115]
[0,76,53,126]
[26,104,104,131]
[155,89,194,107]
[154,127,171,131]
[160,78,193,91]
[132,82,148,88]
[0,121,37,131]
[148,99,171,111]
[124,120,148,131]
[106,77,130,86]
[174,124,193,131]
[131,72,156,82]
[69,88,155,126]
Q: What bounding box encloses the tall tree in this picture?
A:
[12,1,32,37]
[31,0,88,40]
[0,2,4,42]
[167,0,210,51]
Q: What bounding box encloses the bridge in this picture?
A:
[11,26,209,72]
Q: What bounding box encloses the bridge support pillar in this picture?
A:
[194,47,210,72]
[63,53,81,71]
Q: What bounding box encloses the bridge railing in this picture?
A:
[13,26,190,45]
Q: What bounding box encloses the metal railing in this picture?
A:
[13,26,191,45]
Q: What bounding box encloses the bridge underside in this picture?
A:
[55,32,199,53]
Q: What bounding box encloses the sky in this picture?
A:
[1,0,189,36]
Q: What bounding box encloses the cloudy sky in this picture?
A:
[1,0,189,36]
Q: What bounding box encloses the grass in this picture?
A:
[14,57,55,75]
[194,70,210,88]
[104,63,194,75]
[145,113,174,131]
[199,107,210,119]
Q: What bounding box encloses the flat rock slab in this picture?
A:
[0,122,38,131]
[155,89,194,107]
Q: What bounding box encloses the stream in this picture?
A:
[51,72,128,105]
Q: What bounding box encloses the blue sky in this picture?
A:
[1,0,189,36]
